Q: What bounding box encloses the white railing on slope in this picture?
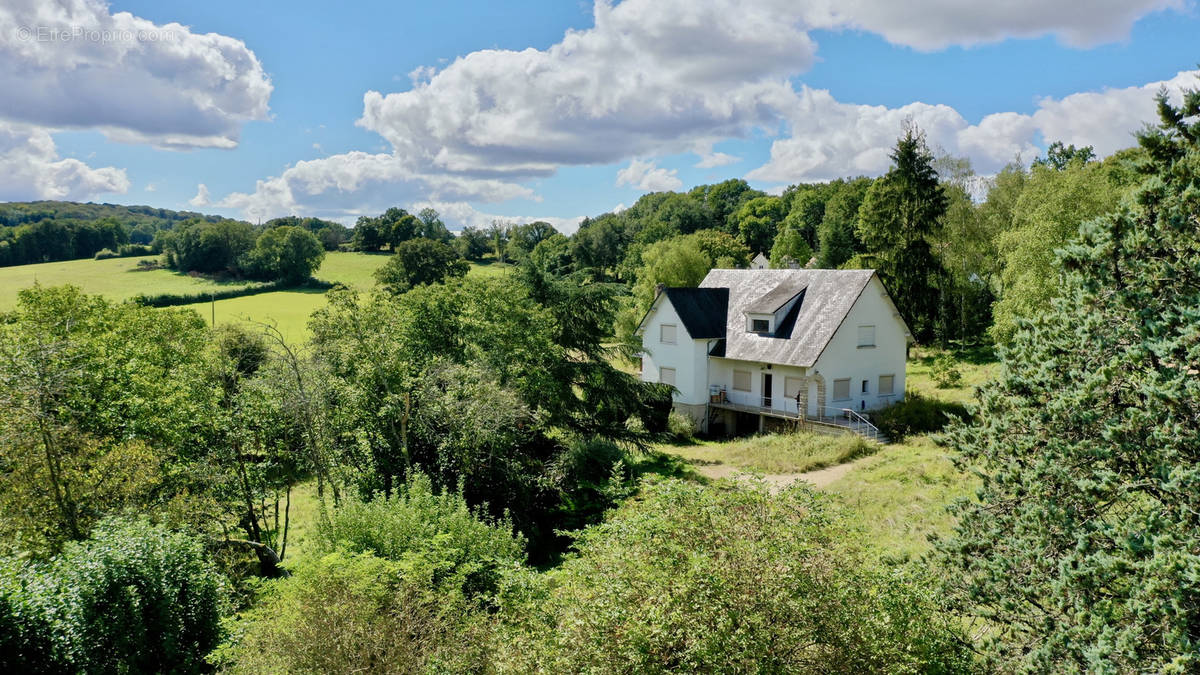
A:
[713,391,884,443]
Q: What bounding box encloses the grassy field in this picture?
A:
[0,255,259,311]
[664,432,876,474]
[0,251,513,342]
[826,436,975,558]
[652,347,997,557]
[906,344,998,406]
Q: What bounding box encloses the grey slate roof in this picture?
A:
[663,287,728,339]
[744,278,805,314]
[699,268,877,367]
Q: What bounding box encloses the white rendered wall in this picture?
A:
[639,297,710,405]
[810,276,908,413]
[707,357,808,414]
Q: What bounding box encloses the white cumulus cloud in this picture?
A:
[749,70,1199,185]
[0,0,272,150]
[800,0,1182,50]
[616,159,683,191]
[189,183,210,208]
[0,121,128,201]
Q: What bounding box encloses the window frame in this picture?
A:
[832,378,851,401]
[750,318,770,333]
[659,367,676,386]
[878,374,895,396]
[660,323,677,344]
[733,369,752,392]
[856,324,876,348]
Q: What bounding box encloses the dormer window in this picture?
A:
[751,318,770,333]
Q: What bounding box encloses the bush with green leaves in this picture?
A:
[872,389,970,441]
[0,518,226,675]
[930,353,963,387]
[319,472,525,598]
[212,550,492,674]
[494,478,971,673]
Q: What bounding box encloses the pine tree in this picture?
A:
[937,85,1200,671]
[856,127,948,342]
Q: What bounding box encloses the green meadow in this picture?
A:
[0,252,514,342]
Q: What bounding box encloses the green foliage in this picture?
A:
[374,237,469,294]
[689,228,750,268]
[524,232,573,277]
[990,151,1137,342]
[0,518,226,674]
[816,177,872,268]
[856,127,948,342]
[214,550,491,674]
[732,195,785,253]
[160,218,257,274]
[495,479,971,673]
[0,558,64,673]
[505,221,559,261]
[92,248,118,260]
[320,472,525,598]
[242,225,326,284]
[0,286,211,553]
[871,390,969,442]
[665,409,696,440]
[937,87,1200,670]
[930,352,963,387]
[1032,140,1096,169]
[454,225,492,261]
[769,220,814,268]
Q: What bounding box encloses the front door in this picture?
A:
[761,373,773,409]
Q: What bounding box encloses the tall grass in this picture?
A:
[665,431,877,474]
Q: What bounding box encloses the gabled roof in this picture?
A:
[700,268,879,367]
[662,287,728,339]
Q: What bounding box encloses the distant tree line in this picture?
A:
[0,201,351,273]
[363,124,1138,349]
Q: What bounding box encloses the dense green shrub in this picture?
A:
[117,243,155,257]
[0,560,65,674]
[241,225,326,284]
[930,353,963,387]
[666,409,696,440]
[0,519,225,674]
[873,390,970,441]
[92,247,118,260]
[212,551,492,674]
[55,518,226,674]
[494,478,971,673]
[319,472,525,598]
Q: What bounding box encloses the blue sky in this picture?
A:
[3,0,1199,231]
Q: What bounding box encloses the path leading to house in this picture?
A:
[690,456,870,491]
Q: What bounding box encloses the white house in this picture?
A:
[637,268,911,435]
[750,252,770,269]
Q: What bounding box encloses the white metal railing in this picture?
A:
[709,391,884,442]
[811,406,883,443]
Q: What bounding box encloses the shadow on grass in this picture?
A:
[914,342,998,367]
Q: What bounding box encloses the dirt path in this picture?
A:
[690,456,867,492]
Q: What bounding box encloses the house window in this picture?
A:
[878,374,895,395]
[751,318,770,333]
[660,323,677,344]
[861,379,869,394]
[784,376,805,399]
[857,325,875,348]
[659,367,676,386]
[832,378,851,401]
[733,370,751,392]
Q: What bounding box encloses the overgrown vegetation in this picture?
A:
[1,81,1198,671]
